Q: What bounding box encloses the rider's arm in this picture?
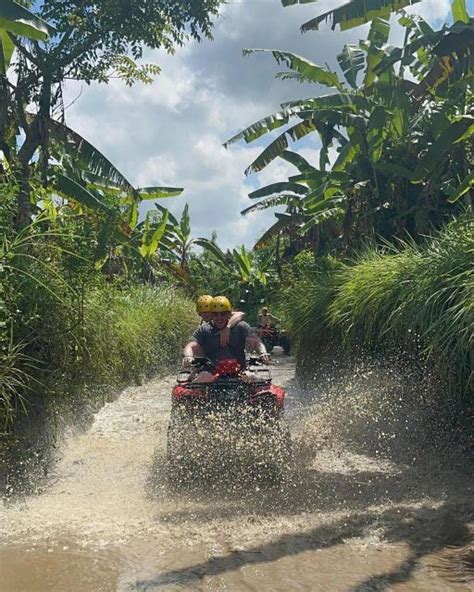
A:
[245,334,271,364]
[182,340,203,367]
[183,340,202,358]
[228,310,245,329]
[220,310,245,347]
[269,313,281,324]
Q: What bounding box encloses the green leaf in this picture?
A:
[155,203,179,227]
[47,117,137,195]
[146,210,169,256]
[332,140,360,172]
[412,116,474,183]
[195,239,230,269]
[243,48,342,89]
[241,194,299,216]
[337,44,365,88]
[128,202,139,228]
[363,18,391,86]
[282,92,367,111]
[180,203,191,238]
[299,0,423,33]
[254,214,305,249]
[300,204,345,234]
[249,182,308,199]
[0,29,14,74]
[224,107,300,147]
[368,16,390,45]
[367,105,387,162]
[245,119,318,175]
[280,150,317,173]
[0,0,55,41]
[451,0,470,24]
[281,0,319,5]
[137,186,183,199]
[53,174,110,213]
[448,173,474,203]
[433,21,474,58]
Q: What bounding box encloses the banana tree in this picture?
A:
[227,6,473,252]
[0,0,55,73]
[281,0,424,32]
[195,239,275,304]
[33,117,184,272]
[1,0,222,228]
[154,203,199,270]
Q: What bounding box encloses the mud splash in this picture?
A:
[1,354,472,591]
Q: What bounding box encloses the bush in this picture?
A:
[284,217,474,396]
[1,277,197,430]
[77,284,196,386]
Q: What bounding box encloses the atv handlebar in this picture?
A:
[189,356,268,368]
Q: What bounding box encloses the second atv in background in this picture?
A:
[257,307,291,355]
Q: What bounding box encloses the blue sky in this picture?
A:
[62,0,460,248]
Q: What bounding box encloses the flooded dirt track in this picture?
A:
[1,355,473,591]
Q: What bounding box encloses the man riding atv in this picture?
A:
[196,294,245,347]
[257,306,290,355]
[184,296,270,378]
[171,296,290,483]
[257,306,281,330]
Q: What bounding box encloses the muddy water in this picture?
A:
[1,355,472,591]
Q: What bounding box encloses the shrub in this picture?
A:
[285,217,474,396]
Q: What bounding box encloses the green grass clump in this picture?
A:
[79,284,197,386]
[286,217,474,395]
[1,280,197,430]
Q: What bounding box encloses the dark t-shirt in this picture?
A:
[192,321,253,367]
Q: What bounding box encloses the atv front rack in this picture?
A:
[176,368,271,385]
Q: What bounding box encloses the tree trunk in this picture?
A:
[0,74,10,163]
[14,75,52,229]
[275,232,282,279]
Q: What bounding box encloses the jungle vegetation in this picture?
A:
[0,0,472,438]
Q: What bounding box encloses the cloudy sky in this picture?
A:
[63,0,456,248]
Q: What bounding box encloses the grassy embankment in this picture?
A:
[284,217,473,400]
[1,283,197,440]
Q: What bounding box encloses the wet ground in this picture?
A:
[1,354,472,591]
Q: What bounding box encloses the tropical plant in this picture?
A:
[226,3,473,251]
[282,0,424,32]
[0,0,223,227]
[155,203,200,271]
[0,0,55,73]
[195,239,275,305]
[284,215,474,395]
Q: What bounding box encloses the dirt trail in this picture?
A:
[1,355,472,591]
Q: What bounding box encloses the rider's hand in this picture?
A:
[219,326,230,347]
[182,355,194,369]
[260,353,271,365]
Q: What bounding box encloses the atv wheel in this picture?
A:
[280,335,291,355]
[262,336,274,353]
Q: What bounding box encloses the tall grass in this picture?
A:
[77,284,196,386]
[284,217,474,395]
[1,282,197,431]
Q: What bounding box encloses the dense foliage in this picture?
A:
[228,3,473,254]
[0,0,472,441]
[282,217,473,396]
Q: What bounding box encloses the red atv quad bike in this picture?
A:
[166,356,292,485]
[258,326,291,355]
